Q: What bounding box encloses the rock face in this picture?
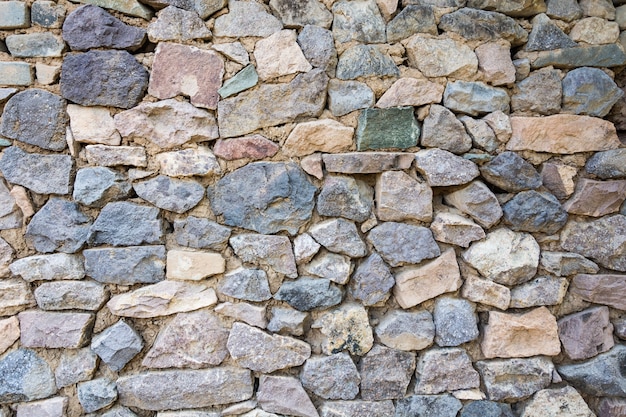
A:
[375,310,435,351]
[480,152,542,192]
[356,107,419,151]
[568,274,626,310]
[520,386,595,417]
[439,8,528,45]
[313,303,373,356]
[563,178,626,217]
[558,306,614,360]
[349,253,395,306]
[336,45,399,80]
[89,202,163,247]
[433,297,479,347]
[476,357,554,401]
[274,277,343,311]
[444,181,503,228]
[134,175,205,214]
[230,234,297,277]
[91,321,143,371]
[404,35,478,78]
[317,175,373,222]
[300,353,360,400]
[395,395,463,417]
[557,345,626,397]
[19,311,94,348]
[257,375,318,417]
[562,67,623,117]
[0,147,72,195]
[375,171,432,222]
[421,104,472,154]
[415,348,480,394]
[502,190,568,234]
[359,344,415,401]
[367,222,440,267]
[0,349,56,403]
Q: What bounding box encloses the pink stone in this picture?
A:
[557,306,614,360]
[301,153,324,179]
[213,135,279,161]
[570,274,626,310]
[563,178,626,217]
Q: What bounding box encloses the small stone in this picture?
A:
[421,104,472,154]
[73,167,131,208]
[293,233,321,264]
[323,152,414,174]
[166,250,225,281]
[443,181,503,228]
[268,307,308,336]
[0,349,56,403]
[377,0,398,19]
[34,281,107,311]
[218,268,271,302]
[0,317,20,355]
[558,344,626,397]
[540,251,599,276]
[319,400,395,417]
[317,175,372,222]
[564,178,626,217]
[395,395,462,417]
[303,252,352,285]
[461,274,511,310]
[85,145,147,167]
[476,357,554,401]
[148,6,211,42]
[89,201,163,246]
[569,273,626,310]
[327,79,374,116]
[9,185,33,220]
[404,34,478,78]
[459,401,514,417]
[215,302,267,328]
[66,105,120,146]
[433,297,479,347]
[157,147,219,178]
[213,135,278,161]
[503,190,568,234]
[309,218,367,258]
[580,0,615,18]
[430,212,485,248]
[19,311,93,348]
[509,276,568,308]
[332,0,386,43]
[275,277,343,311]
[376,171,432,222]
[357,107,419,151]
[387,6,437,43]
[481,152,542,192]
[512,67,562,114]
[526,14,577,52]
[9,253,83,282]
[347,252,394,305]
[414,148,479,186]
[301,353,360,400]
[284,119,354,157]
[443,81,510,116]
[571,16,619,44]
[0,62,33,86]
[84,246,164,286]
[213,0,282,37]
[415,348,480,394]
[562,67,624,118]
[134,175,205,214]
[586,149,626,179]
[359,344,415,401]
[174,217,230,251]
[0,147,72,196]
[439,8,527,45]
[230,233,297,277]
[192,0,226,19]
[375,310,434,351]
[336,44,399,80]
[297,25,337,76]
[313,303,373,355]
[212,42,249,66]
[55,348,98,388]
[476,42,516,85]
[31,1,65,28]
[0,1,30,29]
[6,33,64,57]
[368,222,440,267]
[542,163,577,199]
[257,375,318,417]
[594,397,626,417]
[483,111,512,142]
[77,378,117,413]
[16,396,67,417]
[101,406,138,417]
[546,0,582,21]
[520,386,595,417]
[254,30,312,81]
[218,65,258,99]
[558,306,614,361]
[376,78,443,108]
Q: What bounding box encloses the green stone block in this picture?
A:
[531,45,626,69]
[356,107,419,151]
[218,65,258,99]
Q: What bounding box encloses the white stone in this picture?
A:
[254,30,312,81]
[67,104,121,145]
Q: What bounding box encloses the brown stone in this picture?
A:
[570,17,619,45]
[475,42,516,86]
[558,306,614,360]
[149,42,224,110]
[213,135,279,161]
[481,307,561,359]
[483,110,512,143]
[322,152,414,174]
[301,153,324,179]
[66,105,121,145]
[521,386,595,417]
[0,279,35,316]
[507,115,621,153]
[0,316,20,355]
[19,311,94,348]
[166,250,225,281]
[444,181,503,228]
[404,34,478,78]
[313,303,373,356]
[376,78,444,108]
[254,30,312,81]
[215,302,267,328]
[563,178,626,217]
[541,163,578,199]
[430,212,485,248]
[594,397,626,417]
[461,273,510,310]
[569,274,626,310]
[376,171,432,222]
[283,119,354,157]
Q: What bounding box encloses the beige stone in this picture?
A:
[0,316,20,355]
[313,303,373,356]
[461,273,511,310]
[156,147,221,177]
[430,212,485,248]
[283,119,354,157]
[376,171,432,222]
[443,180,503,228]
[563,178,626,217]
[483,110,512,143]
[507,115,621,153]
[393,249,462,309]
[476,42,516,85]
[521,386,595,417]
[570,17,619,44]
[16,396,68,417]
[10,185,34,219]
[377,0,398,20]
[66,104,121,145]
[404,34,478,78]
[481,307,561,358]
[323,152,414,174]
[375,78,444,108]
[215,302,267,328]
[541,163,578,199]
[166,250,225,281]
[0,279,35,316]
[254,30,312,81]
[35,63,60,85]
[301,153,324,179]
[85,145,147,167]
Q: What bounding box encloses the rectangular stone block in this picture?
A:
[18,311,94,348]
[0,62,33,87]
[0,2,30,29]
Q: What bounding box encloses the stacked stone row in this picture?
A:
[1,0,626,416]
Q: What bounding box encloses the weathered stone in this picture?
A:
[267,307,308,336]
[0,147,72,196]
[313,303,373,355]
[19,311,93,348]
[0,89,67,151]
[213,135,278,161]
[218,65,258,99]
[415,348,480,394]
[117,368,253,410]
[594,397,626,417]
[317,175,373,222]
[421,104,472,154]
[0,279,34,317]
[323,152,414,174]
[443,81,510,116]
[218,268,271,301]
[107,280,217,318]
[55,348,98,388]
[509,276,568,308]
[213,42,249,66]
[564,178,626,217]
[84,246,165,285]
[293,234,321,265]
[332,0,386,43]
[558,345,626,397]
[34,281,107,311]
[0,1,30,29]
[558,306,614,360]
[336,44,399,79]
[16,396,68,417]
[520,386,594,417]
[60,50,148,109]
[257,375,318,417]
[73,167,131,208]
[482,307,560,358]
[285,119,354,157]
[77,379,117,414]
[375,310,434,351]
[580,0,615,18]
[0,349,56,404]
[213,1,282,37]
[0,62,32,87]
[546,0,582,20]
[319,400,395,417]
[156,147,219,178]
[468,0,546,16]
[327,80,374,116]
[503,190,568,234]
[0,317,20,355]
[66,105,120,146]
[375,171,432,222]
[562,67,624,118]
[525,13,577,52]
[304,252,352,285]
[173,217,230,251]
[270,0,332,28]
[360,344,415,400]
[542,163,577,199]
[459,401,515,417]
[230,233,297,277]
[89,201,163,246]
[433,297,479,347]
[461,274,511,310]
[101,406,140,417]
[430,212,485,248]
[404,34,478,78]
[300,154,323,179]
[476,357,554,401]
[377,78,443,108]
[148,6,212,42]
[395,395,462,417]
[387,6,437,42]
[254,30,312,81]
[274,278,343,311]
[481,152,542,193]
[72,0,153,19]
[586,149,626,179]
[215,302,267,329]
[85,145,147,167]
[569,273,626,310]
[134,176,205,214]
[444,181,503,228]
[475,42,516,85]
[309,218,367,258]
[571,16,619,45]
[6,33,64,57]
[0,181,20,230]
[439,8,527,45]
[541,251,599,276]
[301,353,360,400]
[347,252,393,305]
[525,44,626,69]
[512,67,562,114]
[32,1,66,28]
[357,107,420,151]
[414,148,479,186]
[9,253,84,282]
[143,310,229,369]
[368,222,440,267]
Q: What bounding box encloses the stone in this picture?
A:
[512,67,562,114]
[594,397,626,417]
[433,297,479,347]
[395,395,462,417]
[461,274,511,310]
[558,345,626,397]
[230,234,297,277]
[462,228,540,286]
[482,307,560,358]
[421,104,472,154]
[287,120,354,157]
[73,167,131,207]
[0,181,20,231]
[336,44,399,79]
[301,353,360,400]
[254,30,312,81]
[85,145,147,167]
[227,322,310,373]
[89,201,163,246]
[73,0,153,19]
[360,344,415,400]
[430,212,486,248]
[323,152,414,174]
[215,302,268,329]
[443,181,503,228]
[100,406,139,417]
[483,111,512,142]
[317,175,373,222]
[0,317,20,355]
[520,386,594,417]
[213,1,282,37]
[173,217,231,251]
[467,0,546,16]
[332,0,386,43]
[66,105,120,145]
[476,42,516,85]
[55,348,98,388]
[34,281,107,311]
[270,0,332,28]
[348,252,394,305]
[309,218,367,258]
[0,349,56,403]
[293,234,321,265]
[439,8,527,45]
[524,44,626,69]
[313,303,373,355]
[0,2,30,29]
[31,1,65,28]
[218,268,271,301]
[509,276,568,308]
[368,222,439,267]
[542,163,578,198]
[541,251,599,276]
[118,367,253,410]
[0,62,32,86]
[476,357,554,401]
[415,348,480,394]
[192,0,226,19]
[564,179,626,217]
[218,65,258,99]
[218,68,328,138]
[9,253,84,282]
[107,280,217,318]
[327,80,374,116]
[274,278,343,311]
[526,14,577,51]
[63,5,146,50]
[375,170,432,222]
[213,42,249,66]
[375,310,434,351]
[304,252,352,285]
[503,190,568,234]
[546,0,582,20]
[156,148,219,178]
[143,310,228,369]
[393,248,462,308]
[84,246,165,285]
[571,16,619,44]
[319,401,395,417]
[19,311,93,348]
[60,50,148,109]
[298,25,337,76]
[404,35,478,78]
[580,0,615,18]
[267,307,308,336]
[148,6,212,42]
[0,147,72,196]
[569,274,626,310]
[16,397,67,417]
[6,33,64,57]
[213,135,279,161]
[558,306,614,360]
[149,43,223,110]
[376,78,443,108]
[257,375,318,417]
[481,152,542,192]
[443,81,510,116]
[562,67,624,117]
[301,155,324,179]
[134,176,205,214]
[415,149,479,186]
[77,378,117,413]
[587,149,626,179]
[9,186,32,221]
[459,401,514,417]
[1,89,67,151]
[561,215,626,271]
[387,6,437,42]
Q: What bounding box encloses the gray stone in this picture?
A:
[148,6,212,42]
[460,116,499,152]
[540,251,599,276]
[332,0,386,43]
[525,44,626,69]
[0,279,35,316]
[375,310,435,351]
[100,406,138,417]
[0,349,56,404]
[0,180,21,231]
[546,0,582,21]
[60,50,149,109]
[91,321,143,371]
[414,148,479,186]
[336,44,400,80]
[509,276,568,308]
[0,62,32,87]
[586,149,626,179]
[173,217,231,251]
[415,348,480,394]
[439,8,528,45]
[0,147,71,195]
[274,278,343,311]
[215,302,266,329]
[63,5,146,50]
[327,80,375,116]
[433,297,479,347]
[257,375,318,417]
[375,170,432,222]
[476,357,554,401]
[85,145,147,167]
[9,253,85,282]
[467,0,547,16]
[459,401,514,417]
[77,378,117,413]
[297,25,337,76]
[218,65,258,99]
[301,353,360,400]
[88,201,164,247]
[557,345,626,397]
[511,68,562,114]
[558,306,614,360]
[270,0,332,28]
[443,81,510,116]
[303,252,352,284]
[230,234,297,277]
[503,190,568,234]
[368,222,440,267]
[55,348,98,388]
[480,152,542,192]
[309,218,367,258]
[72,0,153,19]
[73,167,132,207]
[387,6,437,42]
[444,180,503,228]
[395,395,462,417]
[34,281,107,311]
[134,175,204,214]
[192,0,226,19]
[84,246,165,285]
[0,1,30,29]
[213,1,282,37]
[267,307,308,336]
[360,344,416,400]
[404,35,478,79]
[421,105,472,154]
[218,268,271,302]
[317,175,373,222]
[6,33,64,57]
[349,253,395,306]
[526,14,577,51]
[323,152,414,174]
[31,1,66,28]
[0,89,67,151]
[562,67,624,117]
[357,107,419,151]
[15,396,68,417]
[19,311,94,348]
[320,400,395,417]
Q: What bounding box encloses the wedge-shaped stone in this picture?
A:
[368,222,440,267]
[283,119,354,157]
[540,251,598,277]
[10,253,85,282]
[360,345,415,401]
[404,34,477,78]
[415,348,480,394]
[414,149,479,186]
[509,276,568,308]
[569,274,626,310]
[520,386,595,417]
[0,349,56,404]
[557,345,626,397]
[304,252,352,285]
[218,268,272,302]
[586,148,626,179]
[84,246,165,285]
[461,274,510,310]
[318,175,373,222]
[91,321,142,371]
[430,212,485,248]
[323,152,414,174]
[444,181,502,228]
[230,234,297,277]
[257,375,318,417]
[336,45,399,80]
[309,219,367,258]
[376,77,443,108]
[349,253,394,306]
[480,151,542,192]
[563,179,626,217]
[313,303,373,355]
[254,30,312,81]
[19,311,94,348]
[475,357,554,401]
[215,302,267,329]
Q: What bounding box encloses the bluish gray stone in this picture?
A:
[387,5,437,43]
[134,175,205,214]
[349,253,395,306]
[147,6,212,42]
[395,395,462,417]
[270,0,333,28]
[443,81,510,116]
[73,167,132,207]
[31,0,66,28]
[511,67,562,114]
[218,268,272,302]
[0,89,67,151]
[60,50,149,109]
[274,277,343,311]
[328,79,374,117]
[546,0,581,21]
[562,67,624,117]
[367,222,440,267]
[5,33,65,57]
[0,349,56,404]
[26,198,91,254]
[309,218,367,258]
[209,162,316,235]
[0,63,32,87]
[460,401,515,417]
[586,149,626,179]
[332,0,386,43]
[297,25,337,76]
[433,297,479,347]
[529,44,626,68]
[84,246,166,285]
[439,8,528,45]
[77,378,117,413]
[0,1,30,29]
[480,151,542,192]
[336,44,400,80]
[317,175,373,223]
[55,348,98,388]
[503,190,568,234]
[301,353,360,400]
[213,0,282,37]
[91,321,143,371]
[88,201,164,246]
[360,345,416,401]
[357,107,420,151]
[173,216,231,251]
[218,65,258,99]
[525,13,577,51]
[0,147,72,195]
[34,280,108,311]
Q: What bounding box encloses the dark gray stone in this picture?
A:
[586,149,626,179]
[356,107,420,151]
[433,297,479,347]
[0,349,56,404]
[360,345,415,401]
[88,201,164,247]
[84,246,166,285]
[301,353,360,400]
[134,175,205,214]
[298,25,337,76]
[309,218,368,258]
[63,5,146,51]
[511,68,562,114]
[336,44,400,80]
[209,162,316,235]
[320,400,396,417]
[387,6,437,43]
[34,280,107,311]
[503,190,568,234]
[218,268,272,302]
[270,0,332,28]
[562,67,624,117]
[317,175,373,223]
[439,8,528,46]
[395,395,462,417]
[546,0,582,21]
[332,0,386,43]
[60,50,149,109]
[73,167,132,207]
[349,253,395,306]
[460,401,515,417]
[525,13,577,51]
[26,198,91,254]
[274,277,343,311]
[443,81,510,116]
[367,222,440,267]
[327,79,374,117]
[480,151,542,192]
[0,89,67,151]
[173,216,231,251]
[31,0,66,28]
[0,147,72,195]
[91,321,143,372]
[77,378,117,413]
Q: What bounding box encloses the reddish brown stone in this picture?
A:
[322,152,414,174]
[563,178,626,217]
[557,306,614,360]
[570,274,626,310]
[19,311,94,348]
[213,135,279,161]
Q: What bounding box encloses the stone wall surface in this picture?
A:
[1,0,626,416]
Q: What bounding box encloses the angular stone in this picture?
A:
[19,311,93,348]
[480,151,542,192]
[148,6,212,42]
[230,234,297,277]
[421,104,472,154]
[66,105,120,146]
[0,317,20,355]
[377,78,443,108]
[375,171,432,222]
[218,65,258,99]
[284,119,353,157]
[16,396,67,417]
[476,357,554,401]
[368,222,440,267]
[173,217,230,251]
[503,190,568,234]
[73,0,153,19]
[0,62,32,87]
[359,345,415,401]
[0,147,71,196]
[89,201,163,246]
[313,303,373,355]
[594,397,626,417]
[327,79,374,116]
[117,368,253,410]
[218,268,271,301]
[461,274,511,310]
[143,310,228,369]
[85,145,147,167]
[347,252,394,306]
[31,0,66,28]
[34,281,107,311]
[443,81,510,116]
[156,147,219,178]
[332,0,386,43]
[571,16,619,45]
[569,273,626,310]
[300,353,359,400]
[542,163,578,198]
[531,43,622,69]
[294,234,321,265]
[562,67,623,118]
[0,279,34,316]
[84,246,164,285]
[303,252,352,285]
[512,67,562,114]
[254,30,312,81]
[521,386,594,417]
[215,302,267,329]
[37,62,61,85]
[415,348,480,394]
[468,0,546,16]
[443,181,503,228]
[558,306,614,361]
[134,175,204,214]
[213,41,249,66]
[317,175,373,222]
[482,307,560,358]
[9,253,83,282]
[404,34,478,78]
[396,395,462,417]
[414,148,479,186]
[101,406,140,417]
[270,0,332,28]
[73,167,131,208]
[546,0,582,20]
[459,401,514,417]
[0,1,30,29]
[319,400,395,417]
[257,375,318,417]
[61,50,148,109]
[107,280,217,318]
[213,1,282,37]
[476,42,516,85]
[564,178,626,217]
[77,378,117,413]
[268,307,308,336]
[0,349,56,404]
[323,152,413,174]
[302,155,325,180]
[387,6,437,43]
[274,278,343,311]
[587,149,626,179]
[439,8,527,45]
[541,251,598,277]
[336,44,399,80]
[298,25,337,76]
[526,13,577,51]
[375,310,434,351]
[430,212,485,248]
[509,276,568,308]
[6,33,64,57]
[55,348,98,388]
[309,218,367,258]
[433,297,479,347]
[558,345,626,398]
[213,135,278,161]
[357,106,420,151]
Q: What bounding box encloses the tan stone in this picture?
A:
[377,0,398,20]
[483,110,512,143]
[166,250,225,281]
[215,302,267,328]
[313,303,373,356]
[541,163,578,199]
[570,17,620,45]
[461,273,510,310]
[404,34,478,78]
[443,180,503,228]
[375,78,444,108]
[10,185,34,219]
[35,63,60,85]
[481,307,561,358]
[393,249,462,309]
[283,119,354,157]
[66,105,121,145]
[430,212,485,248]
[521,386,595,417]
[254,30,312,81]
[0,279,35,316]
[213,135,279,161]
[569,274,626,310]
[85,145,147,167]
[507,115,621,153]
[0,316,20,355]
[323,152,414,174]
[376,171,432,222]
[156,147,221,177]
[475,42,516,86]
[301,153,324,179]
[563,178,626,217]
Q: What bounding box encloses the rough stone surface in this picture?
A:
[73,167,131,207]
[375,171,431,222]
[313,303,373,355]
[439,8,528,45]
[563,178,626,217]
[89,201,163,247]
[459,401,515,417]
[558,306,614,360]
[509,276,568,308]
[421,104,472,154]
[0,62,33,87]
[213,1,282,37]
[323,152,413,174]
[213,136,279,161]
[503,190,568,234]
[462,274,511,310]
[254,30,312,81]
[476,42,516,85]
[336,44,399,80]
[309,218,367,258]
[356,107,419,151]
[230,234,297,277]
[67,105,120,145]
[215,302,267,329]
[173,217,230,251]
[433,297,479,347]
[267,307,308,336]
[444,81,510,116]
[415,348,480,394]
[562,67,624,117]
[19,311,94,348]
[303,252,352,285]
[376,78,443,108]
[300,353,360,400]
[270,0,332,28]
[34,281,107,311]
[156,147,220,178]
[6,33,64,57]
[0,147,72,195]
[404,35,478,78]
[387,6,437,42]
[0,317,20,355]
[368,222,440,267]
[557,345,626,397]
[395,395,463,417]
[257,375,318,417]
[317,175,373,222]
[77,378,117,413]
[0,349,56,404]
[480,152,542,192]
[218,268,271,302]
[0,280,35,317]
[134,175,204,214]
[512,67,562,114]
[218,65,258,99]
[520,386,595,417]
[147,6,211,42]
[359,344,415,401]
[297,24,337,76]
[375,310,434,351]
[55,348,98,388]
[327,80,374,116]
[430,212,485,248]
[332,0,386,43]
[414,149,479,186]
[348,252,394,306]
[0,2,30,29]
[444,181,503,228]
[540,251,599,276]
[526,13,577,51]
[569,273,626,310]
[284,119,353,157]
[586,149,626,179]
[85,145,147,167]
[274,278,343,311]
[10,253,85,282]
[476,357,554,401]
[570,16,619,45]
[15,396,68,417]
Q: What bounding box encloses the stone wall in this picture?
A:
[0,0,626,416]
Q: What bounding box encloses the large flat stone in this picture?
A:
[19,311,94,348]
[0,349,56,404]
[34,281,107,311]
[415,348,480,394]
[0,279,35,316]
[230,233,297,277]
[375,310,434,351]
[88,201,163,246]
[6,33,65,57]
[134,175,205,214]
[0,2,30,29]
[10,253,85,282]
[521,44,626,68]
[569,274,626,310]
[319,400,395,417]
[558,306,614,360]
[443,181,503,228]
[475,357,554,401]
[257,375,318,417]
[439,8,528,45]
[323,152,414,174]
[84,246,165,285]
[0,147,72,195]
[563,178,626,217]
